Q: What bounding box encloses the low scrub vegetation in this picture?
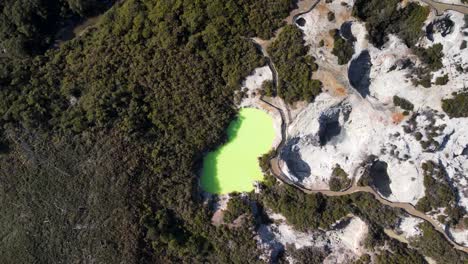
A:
[393,96,414,111]
[412,44,445,87]
[353,0,429,48]
[0,0,297,262]
[258,149,277,173]
[375,239,427,264]
[410,222,468,263]
[414,44,444,72]
[331,29,354,65]
[442,92,468,118]
[262,184,401,231]
[415,161,464,225]
[329,164,351,191]
[268,25,322,104]
[435,74,449,86]
[224,194,252,223]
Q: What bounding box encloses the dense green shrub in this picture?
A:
[262,80,276,97]
[262,184,401,231]
[442,92,468,118]
[393,96,414,111]
[415,161,464,224]
[0,0,296,262]
[329,164,351,191]
[331,29,354,65]
[0,0,113,57]
[375,239,427,264]
[268,25,322,104]
[282,245,329,264]
[410,222,468,264]
[224,194,252,223]
[435,74,449,86]
[258,149,277,173]
[353,0,429,48]
[414,44,444,72]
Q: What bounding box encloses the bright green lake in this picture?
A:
[201,108,275,194]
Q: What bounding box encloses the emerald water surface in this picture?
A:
[201,108,275,194]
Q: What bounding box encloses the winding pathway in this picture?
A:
[255,0,468,253]
[420,0,468,15]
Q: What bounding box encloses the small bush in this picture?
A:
[224,195,251,223]
[258,149,277,173]
[329,164,351,191]
[442,92,468,118]
[393,95,414,111]
[435,74,449,86]
[415,161,458,214]
[327,11,335,21]
[331,29,354,65]
[414,44,444,72]
[261,80,276,97]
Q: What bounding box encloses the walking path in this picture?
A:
[420,0,468,15]
[255,0,468,253]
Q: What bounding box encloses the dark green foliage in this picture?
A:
[412,71,433,88]
[262,80,276,97]
[414,132,423,141]
[412,44,444,87]
[331,29,354,65]
[263,184,340,230]
[262,184,401,231]
[268,25,322,104]
[0,0,296,262]
[353,0,429,48]
[141,207,212,261]
[393,96,414,111]
[258,148,277,173]
[414,44,444,72]
[435,74,449,86]
[375,239,427,264]
[410,222,468,264]
[354,254,372,264]
[329,164,351,191]
[283,245,329,264]
[0,129,142,263]
[415,161,464,225]
[442,92,468,118]
[224,194,251,223]
[0,0,113,57]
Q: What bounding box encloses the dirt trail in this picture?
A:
[420,0,468,15]
[254,0,468,253]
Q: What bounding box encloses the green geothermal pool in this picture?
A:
[201,108,275,194]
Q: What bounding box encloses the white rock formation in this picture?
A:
[279,6,468,219]
[256,214,368,263]
[398,217,424,239]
